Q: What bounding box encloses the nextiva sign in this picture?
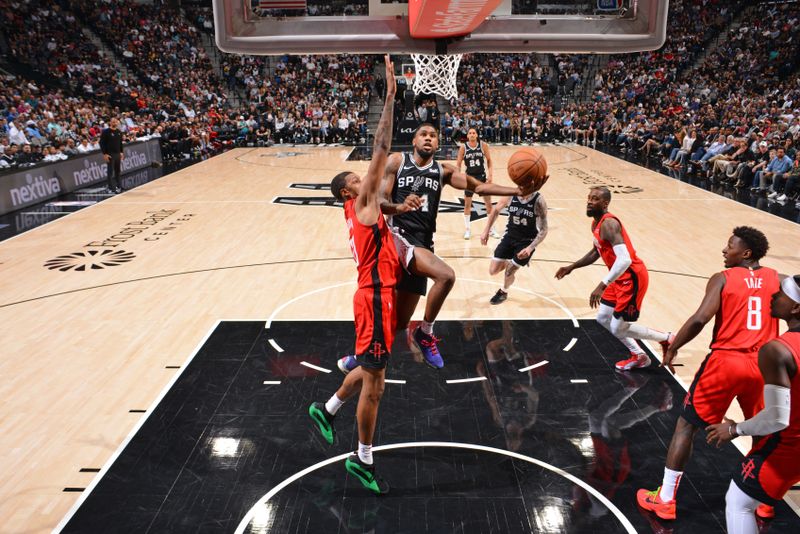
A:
[0,139,162,215]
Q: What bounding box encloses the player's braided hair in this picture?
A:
[732,226,769,261]
[330,171,352,202]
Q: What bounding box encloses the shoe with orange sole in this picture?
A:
[637,487,676,520]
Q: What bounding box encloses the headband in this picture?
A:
[781,276,800,304]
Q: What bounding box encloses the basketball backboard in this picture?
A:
[213,0,668,56]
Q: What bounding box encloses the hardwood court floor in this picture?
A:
[0,145,798,533]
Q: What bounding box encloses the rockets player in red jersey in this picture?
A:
[308,56,421,495]
[705,275,800,533]
[555,186,673,370]
[637,227,780,520]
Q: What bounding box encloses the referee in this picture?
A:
[100,118,124,194]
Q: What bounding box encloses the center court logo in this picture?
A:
[275,183,496,221]
[44,250,136,271]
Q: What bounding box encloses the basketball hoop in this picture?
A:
[411,54,463,101]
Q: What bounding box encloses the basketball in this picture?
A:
[507,148,548,190]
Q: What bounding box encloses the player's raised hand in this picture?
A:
[705,417,737,447]
[384,55,396,99]
[555,265,573,279]
[398,193,422,213]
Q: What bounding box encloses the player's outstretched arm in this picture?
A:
[555,247,600,279]
[359,55,396,209]
[442,163,532,196]
[480,197,510,245]
[662,272,725,372]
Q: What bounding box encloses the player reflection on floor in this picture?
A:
[476,321,544,452]
[574,373,673,531]
[476,321,675,531]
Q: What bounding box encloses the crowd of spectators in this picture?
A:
[443,0,800,209]
[1,0,798,209]
[1,0,138,103]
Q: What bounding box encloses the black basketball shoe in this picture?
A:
[490,289,508,305]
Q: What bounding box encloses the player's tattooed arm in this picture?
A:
[517,195,548,259]
[360,55,396,208]
[378,153,422,215]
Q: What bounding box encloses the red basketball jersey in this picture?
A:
[344,199,400,289]
[710,267,780,352]
[591,213,645,278]
[775,331,800,441]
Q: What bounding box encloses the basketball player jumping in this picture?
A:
[480,180,549,305]
[377,123,535,368]
[556,186,673,370]
[637,227,780,521]
[706,275,800,534]
[338,123,535,371]
[308,56,417,495]
[456,128,497,240]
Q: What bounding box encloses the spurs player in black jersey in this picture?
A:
[456,128,497,240]
[480,186,549,304]
[379,123,533,368]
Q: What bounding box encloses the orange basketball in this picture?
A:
[507,148,548,190]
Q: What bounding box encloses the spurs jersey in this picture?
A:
[710,266,780,352]
[391,152,443,236]
[463,141,486,178]
[344,199,400,290]
[505,192,542,241]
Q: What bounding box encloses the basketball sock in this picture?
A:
[420,320,434,335]
[463,215,471,228]
[624,323,670,342]
[358,441,373,465]
[619,336,645,356]
[325,394,344,415]
[659,467,683,501]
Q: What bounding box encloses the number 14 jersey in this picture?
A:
[711,266,780,352]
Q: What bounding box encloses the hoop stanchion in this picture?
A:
[411,54,463,101]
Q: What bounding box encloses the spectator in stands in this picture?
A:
[763,147,795,198]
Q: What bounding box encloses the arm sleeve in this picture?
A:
[601,243,632,286]
[736,385,791,437]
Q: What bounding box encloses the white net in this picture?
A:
[411,54,463,101]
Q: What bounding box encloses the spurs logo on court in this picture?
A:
[261,151,309,158]
[274,189,501,221]
[741,459,757,480]
[563,167,644,194]
[369,342,386,357]
[44,250,136,272]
